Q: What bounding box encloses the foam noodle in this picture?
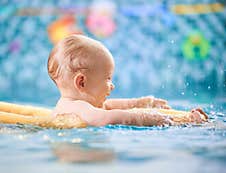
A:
[0,101,52,116]
[157,108,192,123]
[129,108,208,124]
[0,102,207,128]
[0,111,87,129]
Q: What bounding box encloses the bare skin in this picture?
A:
[50,35,207,127]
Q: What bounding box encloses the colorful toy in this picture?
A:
[86,0,116,38]
[47,15,83,44]
[182,32,210,60]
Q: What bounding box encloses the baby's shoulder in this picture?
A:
[53,99,92,116]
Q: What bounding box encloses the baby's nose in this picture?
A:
[110,83,115,90]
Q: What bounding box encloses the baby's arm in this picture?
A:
[103,96,170,110]
[103,98,139,110]
[71,100,172,126]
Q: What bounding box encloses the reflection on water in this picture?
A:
[0,124,42,135]
[52,143,114,163]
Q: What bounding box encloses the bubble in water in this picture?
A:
[194,93,197,96]
[208,86,211,90]
[210,104,214,109]
[181,92,185,95]
[167,64,171,68]
[186,82,189,86]
[170,40,175,44]
[18,134,26,140]
[57,132,65,137]
[71,138,82,143]
[43,134,50,141]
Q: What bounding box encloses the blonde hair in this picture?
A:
[47,34,111,86]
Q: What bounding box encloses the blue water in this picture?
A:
[0,100,225,173]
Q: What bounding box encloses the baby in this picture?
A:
[48,35,207,127]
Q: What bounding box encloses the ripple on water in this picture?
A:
[0,102,225,172]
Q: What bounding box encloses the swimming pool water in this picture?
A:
[0,100,225,173]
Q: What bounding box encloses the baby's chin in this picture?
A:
[87,95,105,108]
[92,100,104,108]
[95,103,104,108]
[96,97,107,108]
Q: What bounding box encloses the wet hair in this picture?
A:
[47,34,111,86]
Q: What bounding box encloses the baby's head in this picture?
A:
[48,35,115,107]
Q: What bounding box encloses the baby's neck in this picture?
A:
[59,96,77,101]
[59,93,95,106]
[59,89,102,108]
[59,94,102,109]
[59,95,86,103]
[60,89,84,101]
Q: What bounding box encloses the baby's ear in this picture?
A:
[73,73,86,91]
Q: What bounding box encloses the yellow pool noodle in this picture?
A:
[0,111,87,129]
[0,102,207,128]
[129,108,207,124]
[0,101,51,116]
[0,102,87,128]
[0,111,37,125]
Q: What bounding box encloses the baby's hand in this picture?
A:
[189,108,208,123]
[137,96,171,109]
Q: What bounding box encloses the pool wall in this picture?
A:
[0,0,225,105]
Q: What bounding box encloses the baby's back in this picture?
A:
[51,99,88,128]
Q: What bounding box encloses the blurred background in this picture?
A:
[0,0,225,106]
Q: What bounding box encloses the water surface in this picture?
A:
[0,100,225,173]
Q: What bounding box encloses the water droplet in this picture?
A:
[43,135,50,141]
[57,132,65,137]
[18,135,26,140]
[71,138,82,143]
